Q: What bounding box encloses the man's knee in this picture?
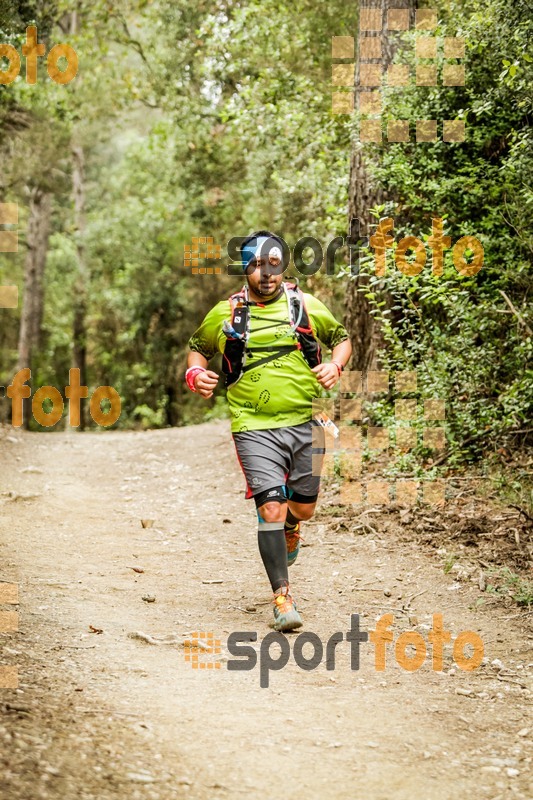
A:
[258,500,287,523]
[290,501,316,521]
[288,491,318,521]
[254,486,288,524]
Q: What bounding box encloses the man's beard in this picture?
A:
[257,281,281,297]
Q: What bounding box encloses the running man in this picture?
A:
[186,231,352,631]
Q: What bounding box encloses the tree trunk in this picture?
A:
[72,142,88,430]
[345,0,416,371]
[17,187,52,427]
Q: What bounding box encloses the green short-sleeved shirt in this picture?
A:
[188,285,349,433]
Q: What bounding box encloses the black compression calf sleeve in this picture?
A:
[285,508,300,529]
[257,526,289,592]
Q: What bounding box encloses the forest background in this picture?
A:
[0,0,531,521]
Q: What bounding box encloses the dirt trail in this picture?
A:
[0,421,531,800]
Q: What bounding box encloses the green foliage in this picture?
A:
[443,552,459,574]
[0,0,530,453]
[349,0,533,465]
[0,0,357,428]
[486,566,533,606]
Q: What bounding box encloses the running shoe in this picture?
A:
[272,583,303,631]
[285,521,303,566]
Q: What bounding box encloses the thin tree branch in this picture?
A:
[112,12,154,74]
[498,290,533,336]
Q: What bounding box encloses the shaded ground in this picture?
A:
[0,421,532,800]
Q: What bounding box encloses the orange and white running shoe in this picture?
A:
[272,583,303,631]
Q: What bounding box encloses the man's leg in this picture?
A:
[254,487,288,592]
[232,430,291,587]
[284,491,317,566]
[254,488,303,631]
[284,419,325,564]
[287,496,317,524]
[232,429,304,631]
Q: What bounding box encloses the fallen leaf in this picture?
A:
[89,625,103,634]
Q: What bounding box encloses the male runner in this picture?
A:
[186,231,351,631]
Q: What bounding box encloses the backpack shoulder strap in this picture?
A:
[225,287,249,339]
[222,287,249,387]
[284,284,322,367]
[285,283,314,334]
[228,286,247,310]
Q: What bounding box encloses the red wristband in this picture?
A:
[185,366,206,393]
[332,361,343,376]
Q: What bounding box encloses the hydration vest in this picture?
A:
[221,282,322,388]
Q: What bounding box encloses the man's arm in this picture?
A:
[331,338,352,371]
[186,351,219,398]
[305,293,352,390]
[186,302,227,398]
[312,338,352,390]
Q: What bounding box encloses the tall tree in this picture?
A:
[71,141,88,428]
[345,0,416,371]
[17,186,52,368]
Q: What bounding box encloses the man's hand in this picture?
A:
[311,363,340,390]
[195,369,219,398]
